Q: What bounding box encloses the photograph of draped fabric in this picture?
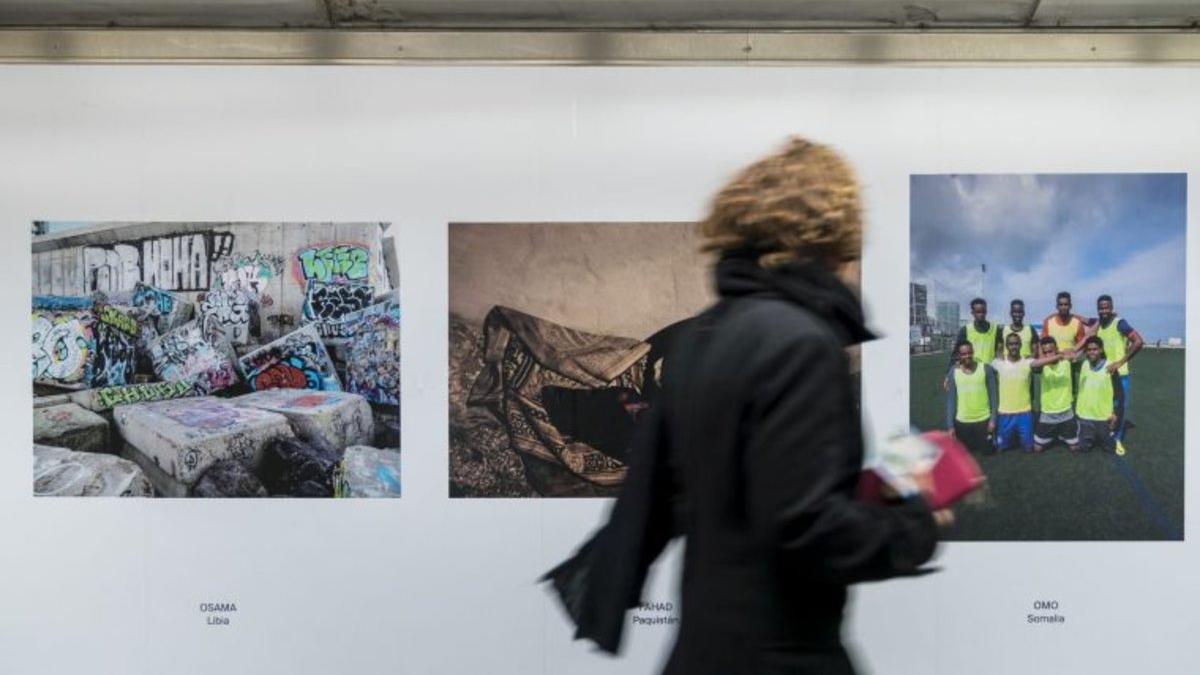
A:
[449,222,713,497]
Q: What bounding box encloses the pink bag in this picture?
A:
[857,431,985,510]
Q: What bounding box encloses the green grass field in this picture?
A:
[911,348,1185,541]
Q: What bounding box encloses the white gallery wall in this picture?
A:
[0,65,1196,674]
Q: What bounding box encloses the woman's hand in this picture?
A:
[912,468,955,528]
[932,510,955,528]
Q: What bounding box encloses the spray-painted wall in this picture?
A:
[32,222,395,344]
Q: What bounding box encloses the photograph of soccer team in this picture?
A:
[910,173,1185,541]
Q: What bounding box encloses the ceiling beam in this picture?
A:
[1025,0,1045,26]
[0,29,1198,64]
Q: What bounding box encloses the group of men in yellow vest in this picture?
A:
[944,291,1144,456]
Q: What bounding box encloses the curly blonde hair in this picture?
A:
[698,137,863,268]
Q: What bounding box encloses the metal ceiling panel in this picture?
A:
[327,1,1038,29]
[1033,0,1200,27]
[0,0,330,28]
[4,29,1199,64]
[0,0,1197,30]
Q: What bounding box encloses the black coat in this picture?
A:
[546,252,938,675]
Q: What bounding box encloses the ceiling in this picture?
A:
[0,0,1197,30]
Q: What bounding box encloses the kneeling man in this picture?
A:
[1032,337,1079,453]
[1073,336,1125,454]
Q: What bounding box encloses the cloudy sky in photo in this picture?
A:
[911,173,1186,342]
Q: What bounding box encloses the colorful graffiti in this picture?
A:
[212,252,282,297]
[130,320,162,376]
[159,398,248,432]
[239,324,341,393]
[333,295,396,327]
[280,392,339,408]
[252,359,318,390]
[32,296,93,311]
[32,311,94,386]
[83,232,234,293]
[131,282,177,315]
[114,282,191,335]
[344,300,400,406]
[196,252,284,344]
[96,305,139,337]
[91,305,138,387]
[319,291,395,343]
[198,288,253,346]
[241,388,342,410]
[294,244,369,284]
[148,322,239,394]
[302,281,374,338]
[92,380,198,410]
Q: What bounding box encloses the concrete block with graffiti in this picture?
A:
[335,446,402,498]
[343,297,401,406]
[33,300,142,390]
[109,282,193,334]
[34,444,153,497]
[91,304,139,387]
[320,292,395,344]
[33,403,109,454]
[198,287,255,346]
[302,281,374,338]
[147,321,240,394]
[292,241,378,338]
[233,389,373,452]
[32,309,95,389]
[113,397,294,497]
[238,323,342,392]
[75,379,201,411]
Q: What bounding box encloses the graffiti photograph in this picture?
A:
[909,174,1186,540]
[31,222,401,498]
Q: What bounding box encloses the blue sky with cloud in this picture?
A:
[911,173,1186,342]
[40,221,92,234]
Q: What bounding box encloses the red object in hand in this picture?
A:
[857,431,985,510]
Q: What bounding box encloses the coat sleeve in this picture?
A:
[542,381,677,654]
[744,333,938,585]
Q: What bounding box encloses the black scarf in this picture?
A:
[715,249,876,346]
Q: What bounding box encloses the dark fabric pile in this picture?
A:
[189,437,347,498]
[191,459,268,498]
[541,386,648,464]
[258,437,342,497]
